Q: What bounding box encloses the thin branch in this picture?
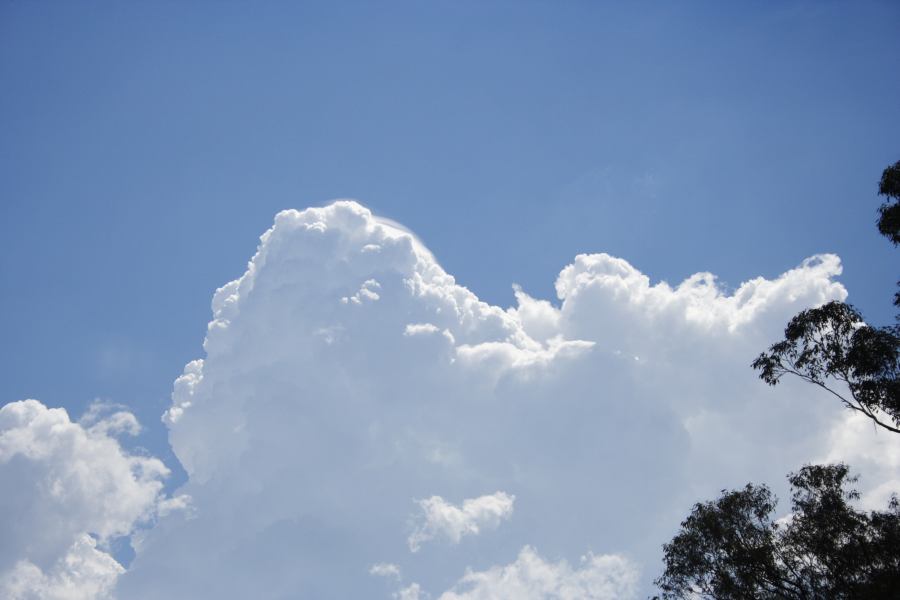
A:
[780,368,900,434]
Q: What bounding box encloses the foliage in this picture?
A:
[654,464,900,599]
[877,160,900,246]
[753,161,900,433]
[751,301,900,433]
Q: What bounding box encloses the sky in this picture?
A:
[1,2,899,599]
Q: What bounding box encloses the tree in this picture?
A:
[653,464,900,599]
[877,160,900,246]
[877,160,900,310]
[752,161,900,433]
[751,301,900,433]
[655,165,900,599]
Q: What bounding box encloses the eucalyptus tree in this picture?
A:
[752,160,900,433]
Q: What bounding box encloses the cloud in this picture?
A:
[436,546,639,600]
[370,562,402,579]
[408,492,514,552]
[819,412,900,510]
[0,400,174,599]
[112,200,894,598]
[0,535,123,600]
[395,582,425,600]
[79,401,142,437]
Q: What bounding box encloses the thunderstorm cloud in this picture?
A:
[4,201,896,598]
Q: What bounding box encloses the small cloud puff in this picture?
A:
[370,563,402,580]
[408,492,515,552]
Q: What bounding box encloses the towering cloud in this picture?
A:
[0,199,876,598]
[106,200,892,599]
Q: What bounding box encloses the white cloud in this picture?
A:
[111,200,892,598]
[819,412,900,510]
[0,535,123,600]
[396,582,425,600]
[0,400,174,599]
[436,546,638,600]
[79,402,141,437]
[370,562,402,580]
[408,492,515,552]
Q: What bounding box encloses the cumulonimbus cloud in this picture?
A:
[4,200,893,599]
[120,201,890,599]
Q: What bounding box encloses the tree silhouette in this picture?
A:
[877,160,900,246]
[654,464,900,599]
[656,163,900,599]
[753,161,900,433]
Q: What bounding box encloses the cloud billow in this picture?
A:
[7,200,890,599]
[0,400,176,600]
[116,200,886,599]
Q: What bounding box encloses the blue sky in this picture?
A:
[1,2,899,597]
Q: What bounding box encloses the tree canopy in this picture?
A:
[751,301,900,433]
[877,160,900,246]
[752,160,900,433]
[654,464,900,599]
[656,162,900,599]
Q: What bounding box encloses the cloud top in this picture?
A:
[90,199,890,599]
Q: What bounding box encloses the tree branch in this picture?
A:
[780,368,900,434]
